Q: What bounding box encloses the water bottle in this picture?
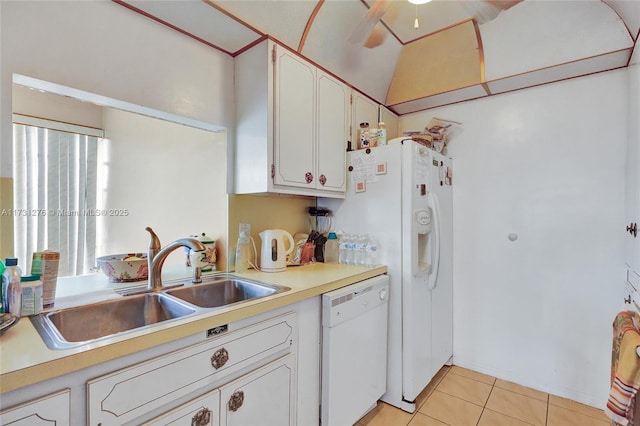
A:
[235,231,251,273]
[339,233,349,264]
[346,234,356,265]
[2,258,23,316]
[365,236,378,267]
[354,234,366,265]
[325,232,339,263]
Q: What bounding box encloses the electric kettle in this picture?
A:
[259,229,295,272]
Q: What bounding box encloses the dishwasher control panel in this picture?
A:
[322,275,390,328]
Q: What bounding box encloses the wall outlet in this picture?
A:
[239,223,251,235]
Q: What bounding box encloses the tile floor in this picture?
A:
[356,366,611,426]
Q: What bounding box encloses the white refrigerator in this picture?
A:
[319,138,453,413]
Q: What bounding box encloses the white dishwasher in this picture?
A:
[321,275,390,426]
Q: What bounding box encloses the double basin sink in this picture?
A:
[30,274,290,350]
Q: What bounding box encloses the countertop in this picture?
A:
[0,263,386,394]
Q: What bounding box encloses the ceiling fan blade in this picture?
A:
[363,22,387,48]
[484,0,522,11]
[348,0,391,44]
[460,0,522,24]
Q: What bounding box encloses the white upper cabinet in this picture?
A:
[235,40,347,198]
[317,70,349,192]
[351,91,378,147]
[273,48,316,189]
[379,105,399,140]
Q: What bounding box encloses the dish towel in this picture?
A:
[606,311,640,426]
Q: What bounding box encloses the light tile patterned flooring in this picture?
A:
[356,366,611,426]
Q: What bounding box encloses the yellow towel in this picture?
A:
[606,311,640,426]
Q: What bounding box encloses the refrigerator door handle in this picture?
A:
[427,192,441,290]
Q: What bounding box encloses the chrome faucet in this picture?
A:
[145,227,206,291]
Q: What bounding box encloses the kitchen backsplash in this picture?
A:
[227,194,312,268]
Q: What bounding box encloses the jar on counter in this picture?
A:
[358,123,370,150]
[20,274,43,316]
[185,233,217,272]
[325,232,339,263]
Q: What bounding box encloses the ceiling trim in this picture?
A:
[388,46,632,115]
[111,0,234,56]
[628,28,640,66]
[233,34,269,58]
[472,19,491,96]
[402,17,477,46]
[202,0,266,43]
[298,0,325,53]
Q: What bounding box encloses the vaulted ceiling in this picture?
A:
[118,0,639,113]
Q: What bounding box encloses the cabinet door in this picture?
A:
[0,389,70,426]
[626,61,640,288]
[88,312,296,425]
[317,70,348,192]
[274,46,316,189]
[351,91,379,144]
[379,105,400,140]
[220,354,295,426]
[143,389,220,426]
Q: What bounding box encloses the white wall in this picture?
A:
[399,69,628,407]
[0,1,235,178]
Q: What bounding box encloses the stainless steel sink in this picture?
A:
[166,277,290,308]
[30,274,290,350]
[31,293,196,349]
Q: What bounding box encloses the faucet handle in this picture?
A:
[145,227,161,250]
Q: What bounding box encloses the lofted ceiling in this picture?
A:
[118,0,639,113]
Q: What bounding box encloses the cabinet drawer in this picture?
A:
[0,389,70,426]
[142,389,220,426]
[88,311,296,425]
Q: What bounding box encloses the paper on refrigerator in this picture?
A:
[349,150,380,192]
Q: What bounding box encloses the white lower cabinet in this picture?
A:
[0,295,329,426]
[143,389,220,426]
[144,354,295,426]
[87,311,296,425]
[220,354,295,426]
[0,389,70,425]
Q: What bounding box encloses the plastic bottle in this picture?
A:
[377,122,387,146]
[0,259,4,313]
[325,232,339,263]
[338,234,349,264]
[354,234,366,265]
[2,258,23,317]
[235,231,251,273]
[20,274,43,316]
[365,236,378,267]
[345,234,356,265]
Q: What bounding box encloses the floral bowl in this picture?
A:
[96,253,149,282]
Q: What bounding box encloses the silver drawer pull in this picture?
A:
[228,391,244,412]
[210,347,229,369]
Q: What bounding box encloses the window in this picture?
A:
[12,114,103,276]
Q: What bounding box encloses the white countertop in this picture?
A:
[0,263,387,393]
